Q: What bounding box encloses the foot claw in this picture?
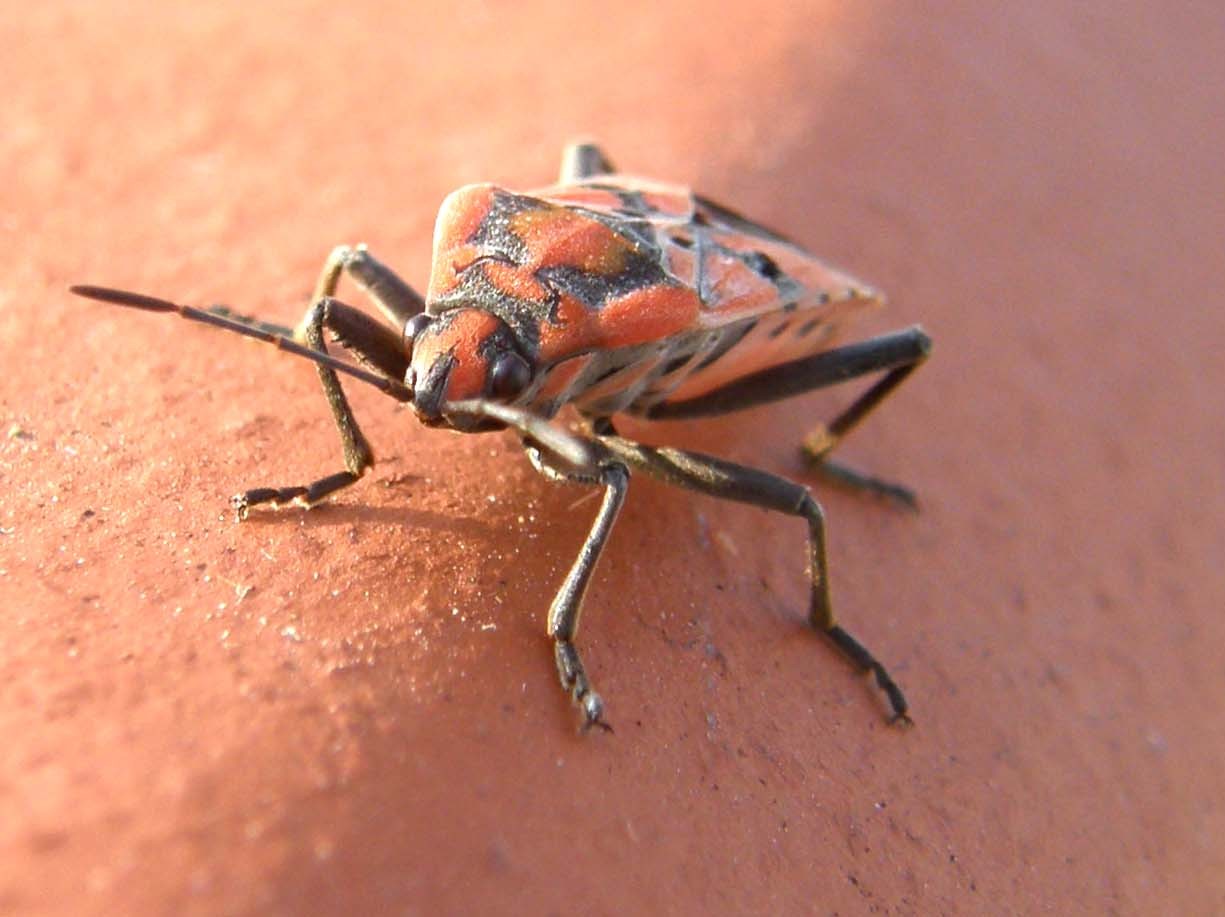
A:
[230,485,312,521]
[878,483,920,513]
[806,455,920,513]
[579,692,613,733]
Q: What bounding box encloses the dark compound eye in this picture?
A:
[403,313,432,350]
[489,351,531,399]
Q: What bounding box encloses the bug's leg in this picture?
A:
[597,435,910,723]
[559,141,616,182]
[313,244,427,326]
[800,344,931,509]
[236,242,422,516]
[522,439,629,732]
[646,327,932,509]
[234,297,409,516]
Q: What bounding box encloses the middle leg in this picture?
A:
[311,244,427,327]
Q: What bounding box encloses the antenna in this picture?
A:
[70,285,413,403]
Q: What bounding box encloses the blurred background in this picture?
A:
[2,2,1222,913]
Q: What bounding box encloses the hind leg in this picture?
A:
[646,327,932,509]
[800,353,929,510]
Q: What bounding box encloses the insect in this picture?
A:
[72,142,930,732]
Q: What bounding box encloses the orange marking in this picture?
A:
[663,243,697,291]
[410,309,504,402]
[511,207,635,276]
[538,285,701,364]
[535,353,591,400]
[481,258,549,303]
[698,258,779,321]
[428,185,497,300]
[639,189,692,217]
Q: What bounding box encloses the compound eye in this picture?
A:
[403,314,432,351]
[489,351,531,399]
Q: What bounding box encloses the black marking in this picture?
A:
[715,242,803,300]
[694,194,798,246]
[694,320,756,370]
[669,232,693,249]
[587,361,632,387]
[573,341,669,393]
[797,317,824,337]
[744,250,782,281]
[430,267,544,359]
[466,190,546,263]
[572,185,672,253]
[456,253,517,275]
[768,319,792,340]
[660,353,693,375]
[414,350,456,419]
[535,250,676,311]
[615,189,652,215]
[474,315,526,366]
[583,183,656,217]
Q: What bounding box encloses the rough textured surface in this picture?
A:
[2,3,1223,914]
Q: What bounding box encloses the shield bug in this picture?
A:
[72,142,930,732]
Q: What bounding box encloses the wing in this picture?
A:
[534,176,884,409]
[537,176,880,317]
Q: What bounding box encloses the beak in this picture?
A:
[410,353,456,423]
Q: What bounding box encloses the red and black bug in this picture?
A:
[72,142,930,732]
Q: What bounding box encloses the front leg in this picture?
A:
[234,297,409,516]
[236,244,423,516]
[523,440,629,732]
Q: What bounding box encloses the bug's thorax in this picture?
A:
[405,307,532,428]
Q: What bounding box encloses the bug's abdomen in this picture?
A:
[518,324,741,417]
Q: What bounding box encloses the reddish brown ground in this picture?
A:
[2,3,1223,914]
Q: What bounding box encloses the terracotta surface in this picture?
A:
[3,3,1223,914]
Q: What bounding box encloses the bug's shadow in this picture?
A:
[236,500,495,541]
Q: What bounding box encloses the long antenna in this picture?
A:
[70,285,413,403]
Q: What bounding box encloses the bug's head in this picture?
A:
[404,308,532,429]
